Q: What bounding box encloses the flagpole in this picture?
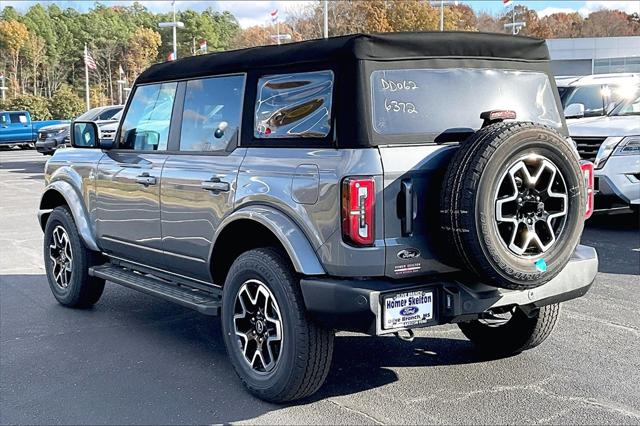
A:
[323,0,328,38]
[276,17,280,45]
[84,43,90,111]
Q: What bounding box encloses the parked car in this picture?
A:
[0,110,68,148]
[569,89,640,213]
[556,73,639,119]
[35,105,123,155]
[97,109,122,143]
[38,32,597,403]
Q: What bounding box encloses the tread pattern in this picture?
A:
[440,122,585,290]
[44,206,105,308]
[458,303,561,356]
[224,248,334,403]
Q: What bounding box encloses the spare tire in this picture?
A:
[440,122,585,290]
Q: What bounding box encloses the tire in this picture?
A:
[43,206,105,308]
[441,122,585,290]
[221,247,334,403]
[458,303,561,357]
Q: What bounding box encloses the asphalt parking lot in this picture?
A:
[1,149,639,425]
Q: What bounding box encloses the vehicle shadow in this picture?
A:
[0,158,46,181]
[1,273,480,424]
[582,210,640,275]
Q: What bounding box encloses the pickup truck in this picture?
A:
[0,110,68,148]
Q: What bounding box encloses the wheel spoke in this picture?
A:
[233,279,283,374]
[494,155,568,257]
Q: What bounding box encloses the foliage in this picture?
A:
[3,94,51,120]
[124,27,162,77]
[48,85,84,119]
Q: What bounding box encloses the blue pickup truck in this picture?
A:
[0,111,68,148]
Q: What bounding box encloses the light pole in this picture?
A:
[159,1,184,60]
[323,0,328,38]
[504,3,526,35]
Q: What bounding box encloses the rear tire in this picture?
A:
[221,247,334,403]
[458,303,561,357]
[43,206,105,308]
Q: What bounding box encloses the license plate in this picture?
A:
[382,290,433,330]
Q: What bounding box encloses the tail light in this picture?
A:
[341,177,375,246]
[581,161,594,219]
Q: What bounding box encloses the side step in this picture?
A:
[89,264,222,315]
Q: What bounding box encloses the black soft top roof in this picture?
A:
[136,31,549,84]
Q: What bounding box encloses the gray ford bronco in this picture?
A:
[38,32,598,402]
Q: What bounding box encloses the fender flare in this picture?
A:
[211,206,325,276]
[39,180,100,252]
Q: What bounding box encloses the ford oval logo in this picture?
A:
[397,248,420,260]
[400,306,419,316]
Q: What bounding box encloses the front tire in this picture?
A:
[458,303,561,357]
[221,248,334,403]
[43,206,105,308]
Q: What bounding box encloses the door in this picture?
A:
[95,81,178,267]
[160,75,246,282]
[0,112,30,143]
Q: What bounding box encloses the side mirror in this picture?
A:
[564,103,585,119]
[71,121,100,148]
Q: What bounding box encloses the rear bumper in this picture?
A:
[300,245,598,335]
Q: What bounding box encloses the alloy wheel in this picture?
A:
[233,279,283,374]
[495,154,568,257]
[49,225,73,289]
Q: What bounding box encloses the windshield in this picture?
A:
[370,68,562,138]
[610,92,640,116]
[76,107,102,121]
[112,110,123,121]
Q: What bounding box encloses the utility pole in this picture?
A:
[503,2,526,35]
[323,0,328,38]
[440,0,444,31]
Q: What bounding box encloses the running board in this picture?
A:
[89,264,222,315]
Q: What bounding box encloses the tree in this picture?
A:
[22,33,46,96]
[581,10,639,37]
[541,12,583,38]
[48,84,84,119]
[0,20,30,96]
[231,25,273,49]
[3,94,51,120]
[124,27,161,77]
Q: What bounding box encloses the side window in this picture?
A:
[254,70,333,139]
[9,113,27,124]
[0,114,7,125]
[565,86,604,117]
[119,82,177,151]
[179,75,245,152]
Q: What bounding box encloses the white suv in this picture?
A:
[568,91,640,212]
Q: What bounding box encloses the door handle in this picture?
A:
[201,178,230,193]
[135,172,157,186]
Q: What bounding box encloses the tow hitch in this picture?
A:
[394,329,415,342]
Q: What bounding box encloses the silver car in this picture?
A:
[569,91,640,213]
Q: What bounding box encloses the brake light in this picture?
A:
[581,161,594,219]
[341,177,375,246]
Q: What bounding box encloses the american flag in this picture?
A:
[84,50,97,70]
[270,9,278,23]
[503,0,512,6]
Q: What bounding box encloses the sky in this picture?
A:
[1,0,639,28]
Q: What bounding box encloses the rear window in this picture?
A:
[370,68,562,137]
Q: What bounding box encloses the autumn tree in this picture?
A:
[541,12,583,38]
[48,84,84,119]
[124,27,161,78]
[231,25,273,49]
[0,20,29,96]
[581,10,639,37]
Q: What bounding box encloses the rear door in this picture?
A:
[95,82,178,267]
[160,75,246,283]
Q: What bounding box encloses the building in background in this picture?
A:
[547,36,640,76]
